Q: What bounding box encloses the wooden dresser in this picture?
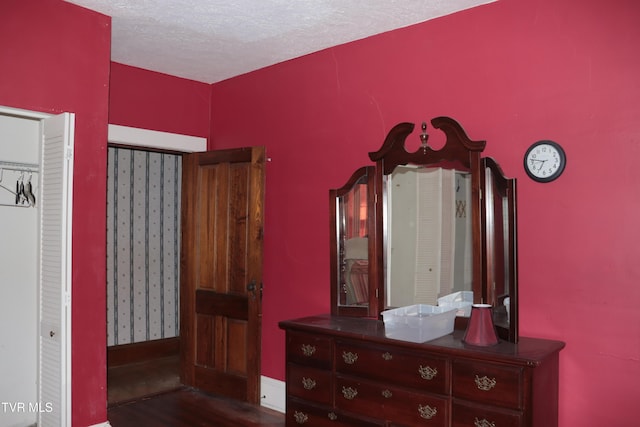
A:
[280,315,564,427]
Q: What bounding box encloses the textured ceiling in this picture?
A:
[65,0,495,84]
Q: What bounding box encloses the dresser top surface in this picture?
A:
[280,314,565,366]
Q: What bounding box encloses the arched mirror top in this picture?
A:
[333,166,372,196]
[368,117,487,174]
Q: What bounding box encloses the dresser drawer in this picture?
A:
[287,363,332,405]
[452,360,524,409]
[335,340,448,394]
[287,331,332,368]
[452,400,523,427]
[336,374,448,426]
[287,398,385,426]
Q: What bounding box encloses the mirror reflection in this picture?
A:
[386,166,473,311]
[337,173,369,307]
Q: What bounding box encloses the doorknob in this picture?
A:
[247,279,256,300]
[247,280,263,300]
[247,280,256,293]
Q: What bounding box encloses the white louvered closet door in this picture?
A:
[39,112,74,427]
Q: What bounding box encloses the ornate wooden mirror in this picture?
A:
[330,117,518,342]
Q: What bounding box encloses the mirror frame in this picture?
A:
[329,166,382,317]
[329,117,518,342]
[369,117,485,325]
[482,157,518,342]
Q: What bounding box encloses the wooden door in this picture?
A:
[180,146,265,403]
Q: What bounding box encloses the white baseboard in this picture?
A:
[88,422,111,427]
[260,375,285,413]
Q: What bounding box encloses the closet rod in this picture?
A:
[0,160,40,172]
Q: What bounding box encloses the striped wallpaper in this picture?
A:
[106,147,181,346]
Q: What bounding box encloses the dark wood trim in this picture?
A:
[108,337,180,367]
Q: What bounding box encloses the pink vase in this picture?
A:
[463,304,499,346]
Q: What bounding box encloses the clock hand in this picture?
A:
[529,159,546,171]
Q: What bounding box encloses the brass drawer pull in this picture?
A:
[418,404,437,420]
[342,386,358,400]
[419,365,438,380]
[342,351,358,364]
[381,389,393,398]
[327,412,338,421]
[474,417,496,427]
[300,344,316,357]
[301,377,316,390]
[293,410,309,424]
[474,375,497,391]
[382,352,393,361]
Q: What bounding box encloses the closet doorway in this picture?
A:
[1,106,74,427]
[106,126,265,406]
[0,110,42,427]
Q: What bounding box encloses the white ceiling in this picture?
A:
[65,0,495,84]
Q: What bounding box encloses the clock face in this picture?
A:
[524,141,566,182]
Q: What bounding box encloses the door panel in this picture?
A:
[181,146,265,403]
[40,112,74,427]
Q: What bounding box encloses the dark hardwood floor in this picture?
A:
[108,388,286,427]
[108,355,182,405]
[107,353,285,426]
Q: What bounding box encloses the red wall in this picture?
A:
[109,62,211,137]
[4,0,638,425]
[209,0,640,425]
[0,1,110,426]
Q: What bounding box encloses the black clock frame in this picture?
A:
[523,140,566,183]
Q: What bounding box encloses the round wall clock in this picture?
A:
[523,140,566,182]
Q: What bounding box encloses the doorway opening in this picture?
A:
[105,125,205,405]
[106,146,183,405]
[105,126,266,409]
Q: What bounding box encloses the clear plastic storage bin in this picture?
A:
[381,304,457,343]
[437,291,474,317]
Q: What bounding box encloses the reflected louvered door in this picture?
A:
[39,113,74,427]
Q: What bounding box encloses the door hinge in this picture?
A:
[65,147,73,160]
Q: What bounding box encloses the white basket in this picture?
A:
[382,304,457,343]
